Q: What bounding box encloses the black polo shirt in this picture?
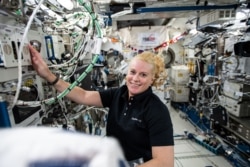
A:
[99,85,174,162]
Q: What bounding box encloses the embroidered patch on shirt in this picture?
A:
[131,117,142,123]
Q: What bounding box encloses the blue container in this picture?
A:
[208,63,215,76]
[0,98,11,127]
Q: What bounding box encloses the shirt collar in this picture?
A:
[121,85,153,102]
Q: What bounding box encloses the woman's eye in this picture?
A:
[130,70,136,74]
[140,73,147,77]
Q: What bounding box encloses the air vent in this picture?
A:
[199,10,236,27]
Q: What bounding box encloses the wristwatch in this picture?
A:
[49,74,60,85]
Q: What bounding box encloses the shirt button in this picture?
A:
[129,102,131,105]
[124,113,126,116]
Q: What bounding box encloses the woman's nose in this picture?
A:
[133,74,139,81]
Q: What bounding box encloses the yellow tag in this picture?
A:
[178,73,183,77]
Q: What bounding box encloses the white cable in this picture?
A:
[16,100,41,107]
[11,0,45,110]
[111,3,133,18]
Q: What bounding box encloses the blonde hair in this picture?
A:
[132,51,167,88]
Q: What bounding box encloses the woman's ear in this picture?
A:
[151,77,155,85]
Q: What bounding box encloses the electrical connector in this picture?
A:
[234,91,243,97]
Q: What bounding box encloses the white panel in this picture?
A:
[223,80,242,100]
[170,65,190,85]
[0,25,31,67]
[199,10,235,27]
[169,86,190,102]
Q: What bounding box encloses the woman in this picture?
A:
[29,45,174,167]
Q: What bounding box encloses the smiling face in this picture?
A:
[126,58,155,97]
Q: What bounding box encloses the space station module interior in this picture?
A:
[0,0,250,166]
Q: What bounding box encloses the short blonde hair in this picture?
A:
[132,51,167,88]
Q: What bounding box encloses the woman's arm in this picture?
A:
[29,44,103,107]
[138,146,174,167]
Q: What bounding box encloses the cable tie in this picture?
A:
[75,79,81,85]
[67,86,73,92]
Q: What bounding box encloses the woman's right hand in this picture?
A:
[28,44,55,82]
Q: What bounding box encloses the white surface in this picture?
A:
[167,103,233,167]
[0,127,128,167]
[154,90,233,167]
